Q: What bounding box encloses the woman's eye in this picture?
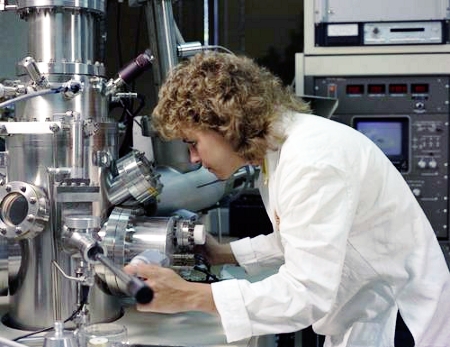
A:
[183,139,197,148]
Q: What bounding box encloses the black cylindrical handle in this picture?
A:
[127,276,154,304]
[96,253,154,304]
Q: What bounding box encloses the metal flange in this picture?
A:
[0,181,49,240]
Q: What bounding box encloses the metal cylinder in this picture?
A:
[0,0,120,330]
[17,0,106,76]
[105,150,162,207]
[155,166,226,215]
[98,207,202,295]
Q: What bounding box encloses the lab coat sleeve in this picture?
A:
[211,160,358,342]
[230,233,284,276]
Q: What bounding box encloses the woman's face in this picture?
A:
[182,129,247,180]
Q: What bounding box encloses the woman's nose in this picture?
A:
[189,149,201,164]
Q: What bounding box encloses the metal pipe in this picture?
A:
[143,0,178,91]
[71,112,84,179]
[153,0,178,76]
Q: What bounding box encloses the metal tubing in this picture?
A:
[143,0,178,90]
[70,112,84,178]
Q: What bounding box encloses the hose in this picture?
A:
[0,88,62,109]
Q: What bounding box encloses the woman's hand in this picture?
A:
[195,233,238,265]
[124,263,218,315]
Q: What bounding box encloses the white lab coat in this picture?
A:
[211,112,450,347]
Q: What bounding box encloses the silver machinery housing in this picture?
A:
[0,0,249,332]
[0,0,120,329]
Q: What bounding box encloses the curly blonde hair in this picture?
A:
[151,52,310,163]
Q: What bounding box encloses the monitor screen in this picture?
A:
[353,117,409,172]
[355,121,402,156]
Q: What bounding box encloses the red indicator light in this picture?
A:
[346,84,364,95]
[411,83,429,94]
[368,84,386,94]
[389,84,408,94]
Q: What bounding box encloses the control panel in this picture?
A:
[312,0,450,47]
[309,76,450,240]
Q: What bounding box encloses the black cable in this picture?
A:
[12,285,90,342]
[132,94,146,117]
[115,93,145,124]
[117,93,146,156]
[194,253,210,268]
[12,304,84,342]
[118,99,135,156]
[119,99,135,122]
[133,118,143,130]
[193,253,221,282]
[12,326,54,341]
[64,303,85,323]
[193,265,221,282]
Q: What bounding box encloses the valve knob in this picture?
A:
[193,224,206,245]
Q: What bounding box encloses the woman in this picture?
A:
[127,52,450,347]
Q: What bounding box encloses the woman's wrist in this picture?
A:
[186,282,218,314]
[217,243,238,264]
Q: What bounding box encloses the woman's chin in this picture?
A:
[209,170,227,180]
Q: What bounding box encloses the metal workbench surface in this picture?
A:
[0,297,251,347]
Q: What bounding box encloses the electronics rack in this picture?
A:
[296,1,450,262]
